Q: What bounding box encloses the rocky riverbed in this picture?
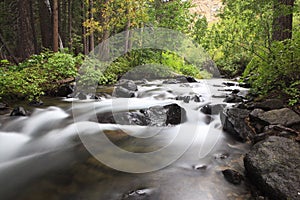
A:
[219,86,300,200]
[0,77,299,200]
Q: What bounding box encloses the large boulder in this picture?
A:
[250,108,300,127]
[250,99,284,111]
[244,136,300,200]
[97,103,186,126]
[220,107,254,142]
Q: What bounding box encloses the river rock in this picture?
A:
[164,103,186,125]
[77,92,87,100]
[114,86,135,98]
[223,94,243,103]
[118,79,138,91]
[249,99,284,111]
[222,169,243,185]
[97,103,186,126]
[220,107,254,141]
[200,104,226,115]
[244,136,300,200]
[0,103,9,115]
[56,84,74,97]
[10,106,27,116]
[250,108,300,127]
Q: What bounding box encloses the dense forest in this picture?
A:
[0,0,299,105]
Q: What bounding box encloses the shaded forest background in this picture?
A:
[0,0,299,105]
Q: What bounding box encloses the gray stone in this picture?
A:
[252,108,300,127]
[10,107,27,116]
[244,136,300,200]
[97,103,186,126]
[220,107,254,142]
[252,99,284,111]
[222,169,243,185]
[200,104,226,115]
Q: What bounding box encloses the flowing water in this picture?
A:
[0,79,251,200]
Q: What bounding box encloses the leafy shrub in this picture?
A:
[0,51,81,101]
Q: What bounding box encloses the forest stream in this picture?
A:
[0,78,251,200]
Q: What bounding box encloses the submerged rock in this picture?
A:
[244,136,300,200]
[222,169,243,185]
[220,107,254,142]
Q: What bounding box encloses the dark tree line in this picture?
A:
[0,0,88,63]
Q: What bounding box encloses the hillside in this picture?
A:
[190,0,223,22]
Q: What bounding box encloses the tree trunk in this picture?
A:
[68,0,73,50]
[17,0,35,59]
[38,0,52,49]
[88,0,94,52]
[53,0,59,52]
[272,0,295,41]
[0,32,19,64]
[81,0,88,55]
[29,0,38,53]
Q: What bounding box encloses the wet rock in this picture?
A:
[122,188,153,200]
[77,92,87,100]
[184,76,197,83]
[29,99,43,106]
[200,104,226,115]
[176,96,191,103]
[164,103,186,125]
[222,82,236,87]
[118,79,138,91]
[10,106,27,116]
[223,94,243,103]
[162,79,178,84]
[0,103,9,115]
[56,84,74,97]
[97,104,186,126]
[114,87,135,98]
[214,152,230,160]
[244,136,300,200]
[222,169,243,185]
[220,107,254,142]
[250,99,284,111]
[238,82,251,88]
[192,95,203,102]
[250,108,300,127]
[90,94,101,100]
[193,164,207,170]
[97,111,147,126]
[176,95,203,103]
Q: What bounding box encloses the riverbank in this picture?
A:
[219,82,300,200]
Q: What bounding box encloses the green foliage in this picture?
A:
[0,51,81,101]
